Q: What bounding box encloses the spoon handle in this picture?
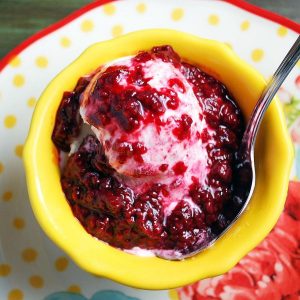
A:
[242,35,300,156]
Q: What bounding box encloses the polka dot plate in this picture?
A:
[0,0,299,299]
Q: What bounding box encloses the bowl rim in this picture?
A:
[23,29,294,289]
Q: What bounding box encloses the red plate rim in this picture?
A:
[0,0,299,72]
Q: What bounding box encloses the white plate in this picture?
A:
[0,1,299,299]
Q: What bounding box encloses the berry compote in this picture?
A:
[52,45,249,259]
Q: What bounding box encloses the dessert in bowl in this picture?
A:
[53,44,249,259]
[23,29,293,289]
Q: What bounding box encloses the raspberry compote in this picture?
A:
[52,45,249,259]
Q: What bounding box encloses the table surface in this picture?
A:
[0,0,299,60]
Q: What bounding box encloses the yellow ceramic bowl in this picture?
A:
[23,29,293,289]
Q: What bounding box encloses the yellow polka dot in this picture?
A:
[60,37,71,48]
[8,289,23,300]
[4,115,17,128]
[55,257,69,271]
[29,275,44,288]
[13,74,25,87]
[136,3,146,13]
[81,20,94,32]
[171,8,184,21]
[208,14,219,25]
[240,20,250,31]
[15,145,23,158]
[13,218,25,230]
[251,48,264,62]
[111,25,123,37]
[35,56,48,68]
[67,285,81,293]
[2,191,13,202]
[168,289,179,300]
[297,60,300,68]
[22,248,38,262]
[277,26,288,37]
[0,162,4,174]
[9,56,21,68]
[0,264,11,277]
[103,3,116,15]
[27,97,36,108]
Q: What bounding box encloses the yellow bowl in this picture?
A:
[23,29,293,289]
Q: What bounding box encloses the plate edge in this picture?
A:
[0,0,299,72]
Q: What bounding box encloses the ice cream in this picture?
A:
[79,50,211,217]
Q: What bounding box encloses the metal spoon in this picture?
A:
[173,35,300,260]
[234,35,300,226]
